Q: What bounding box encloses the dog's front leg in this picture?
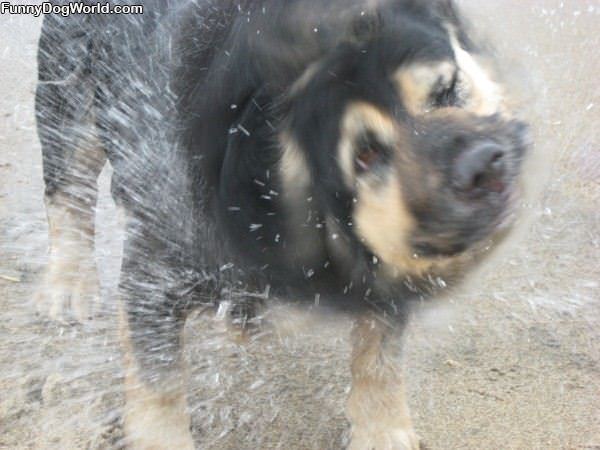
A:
[346,313,419,450]
[119,258,195,450]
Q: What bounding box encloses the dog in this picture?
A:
[34,0,529,448]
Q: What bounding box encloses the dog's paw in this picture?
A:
[123,383,195,450]
[348,427,420,450]
[35,258,100,323]
[124,428,195,450]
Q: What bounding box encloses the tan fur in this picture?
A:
[353,169,479,282]
[347,315,419,450]
[119,307,194,450]
[35,110,107,322]
[448,29,505,116]
[395,60,457,116]
[394,28,504,118]
[339,103,463,279]
[354,171,438,277]
[353,35,508,282]
[35,195,99,322]
[279,132,311,191]
[278,133,325,265]
[338,102,397,186]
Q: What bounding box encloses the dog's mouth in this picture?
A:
[410,176,522,259]
[408,132,526,257]
[406,115,529,259]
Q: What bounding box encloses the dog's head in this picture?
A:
[277,0,530,292]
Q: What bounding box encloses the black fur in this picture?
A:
[36,0,527,381]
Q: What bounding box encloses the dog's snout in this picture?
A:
[453,143,506,194]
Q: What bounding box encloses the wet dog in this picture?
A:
[35,0,529,448]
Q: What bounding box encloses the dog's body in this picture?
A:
[35,1,529,448]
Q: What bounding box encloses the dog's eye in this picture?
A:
[355,132,390,174]
[430,72,460,108]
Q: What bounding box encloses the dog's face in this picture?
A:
[281,2,529,288]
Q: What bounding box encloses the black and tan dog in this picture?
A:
[35,0,529,448]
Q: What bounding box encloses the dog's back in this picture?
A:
[35,2,236,321]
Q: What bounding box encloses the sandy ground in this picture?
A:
[1,2,599,449]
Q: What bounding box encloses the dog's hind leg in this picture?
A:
[346,314,420,450]
[34,15,106,322]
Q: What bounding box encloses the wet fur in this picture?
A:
[35,1,528,448]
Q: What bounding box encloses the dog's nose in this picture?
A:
[453,143,506,194]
